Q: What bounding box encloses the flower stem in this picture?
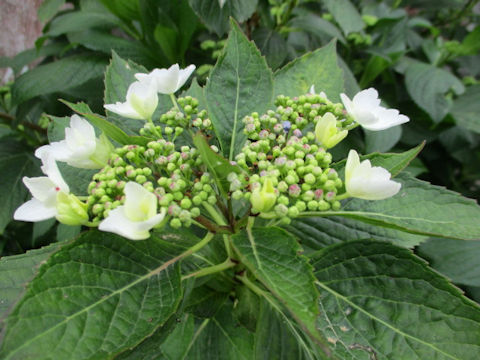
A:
[181,258,235,281]
[85,221,100,227]
[223,234,232,258]
[203,203,227,226]
[147,117,163,139]
[170,93,180,111]
[335,192,350,201]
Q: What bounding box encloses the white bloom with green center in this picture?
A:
[35,115,113,169]
[135,64,196,95]
[14,153,70,222]
[99,182,166,240]
[104,79,158,120]
[340,88,409,131]
[345,149,401,200]
[315,112,348,149]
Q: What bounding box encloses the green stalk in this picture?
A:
[181,258,235,281]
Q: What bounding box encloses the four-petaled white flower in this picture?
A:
[14,152,70,222]
[99,182,166,240]
[340,88,409,131]
[315,112,348,149]
[35,115,112,169]
[345,150,401,200]
[309,85,328,100]
[135,64,196,95]
[104,79,158,120]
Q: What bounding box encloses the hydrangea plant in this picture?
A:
[1,21,480,360]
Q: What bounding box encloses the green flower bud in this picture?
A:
[56,193,89,226]
[250,177,277,213]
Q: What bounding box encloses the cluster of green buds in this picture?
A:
[230,93,352,225]
[139,96,214,139]
[86,139,217,229]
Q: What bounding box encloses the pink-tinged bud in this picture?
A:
[326,191,336,201]
[293,129,302,137]
[314,189,324,200]
[275,156,287,166]
[259,130,269,139]
[289,184,301,197]
[156,156,167,165]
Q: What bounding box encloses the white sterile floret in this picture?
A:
[345,149,401,200]
[14,152,69,222]
[135,64,196,95]
[104,79,158,120]
[35,115,111,169]
[99,182,166,240]
[340,88,409,131]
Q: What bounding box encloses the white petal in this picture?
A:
[69,115,96,142]
[340,93,354,115]
[124,182,158,221]
[39,153,69,193]
[309,85,316,94]
[14,198,57,222]
[155,64,180,94]
[177,64,196,91]
[345,149,360,185]
[23,176,57,204]
[65,115,96,156]
[104,102,143,120]
[352,88,381,109]
[99,207,165,240]
[126,80,158,119]
[363,108,410,131]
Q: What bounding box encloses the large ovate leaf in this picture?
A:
[0,140,41,234]
[287,216,427,251]
[0,230,185,359]
[37,0,65,23]
[183,301,255,359]
[188,0,258,36]
[205,20,273,161]
[418,238,480,287]
[313,240,480,359]
[46,10,121,36]
[364,125,402,153]
[451,85,480,134]
[0,242,64,326]
[308,174,480,240]
[231,227,330,355]
[274,41,344,102]
[11,55,107,106]
[405,62,464,123]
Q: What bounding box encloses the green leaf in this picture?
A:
[159,313,195,360]
[11,55,107,106]
[274,41,344,102]
[193,133,243,197]
[288,13,346,45]
[405,62,464,123]
[287,216,427,251]
[183,301,255,359]
[37,0,66,23]
[312,240,480,359]
[0,140,41,234]
[252,28,288,70]
[359,55,391,88]
[254,299,314,360]
[315,174,480,241]
[67,30,156,68]
[188,0,258,36]
[103,52,171,135]
[46,10,121,36]
[333,142,425,179]
[61,100,150,146]
[153,25,178,64]
[0,230,185,359]
[418,238,480,287]
[323,0,365,35]
[451,85,480,134]
[364,125,402,153]
[231,227,330,354]
[0,242,64,326]
[56,224,81,242]
[205,20,273,160]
